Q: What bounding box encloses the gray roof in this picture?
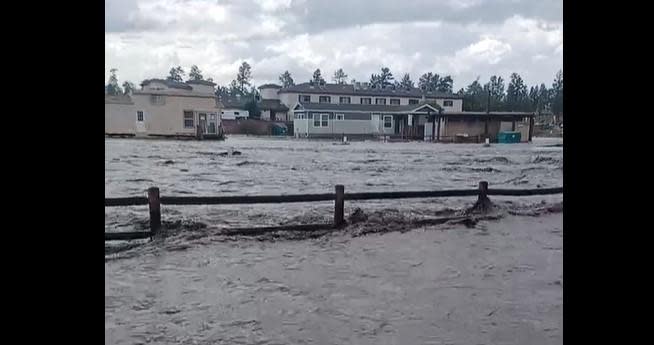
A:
[259,99,289,111]
[140,78,193,90]
[279,82,463,99]
[258,83,282,89]
[295,101,443,114]
[186,79,216,86]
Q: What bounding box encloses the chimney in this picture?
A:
[355,82,361,90]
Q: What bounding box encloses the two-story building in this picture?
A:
[105,79,224,139]
[258,81,533,142]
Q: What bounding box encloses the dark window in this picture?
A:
[313,114,321,127]
[409,99,420,105]
[319,96,331,103]
[137,111,144,122]
[234,112,240,115]
[321,114,329,127]
[375,98,386,105]
[299,95,311,102]
[384,116,392,128]
[443,100,454,107]
[335,113,344,120]
[390,99,400,105]
[361,98,371,105]
[183,111,194,128]
[339,97,351,104]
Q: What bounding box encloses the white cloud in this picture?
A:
[254,0,293,12]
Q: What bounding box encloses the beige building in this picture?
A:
[105,79,223,139]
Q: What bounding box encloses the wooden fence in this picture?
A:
[105,181,563,241]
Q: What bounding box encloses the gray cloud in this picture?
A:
[105,0,562,90]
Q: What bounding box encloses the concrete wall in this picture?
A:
[131,94,220,135]
[105,102,137,135]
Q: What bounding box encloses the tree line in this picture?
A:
[106,63,562,116]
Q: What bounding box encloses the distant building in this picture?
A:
[258,84,290,121]
[268,81,535,142]
[105,79,224,139]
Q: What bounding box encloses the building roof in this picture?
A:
[259,99,289,111]
[279,82,463,99]
[258,83,282,89]
[186,79,217,86]
[295,101,443,114]
[140,78,193,90]
[105,94,134,104]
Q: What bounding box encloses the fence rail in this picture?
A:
[105,182,563,241]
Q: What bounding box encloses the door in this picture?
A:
[207,113,217,134]
[198,113,207,133]
[371,114,381,134]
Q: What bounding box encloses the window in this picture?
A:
[335,113,344,120]
[375,98,386,105]
[299,94,311,103]
[183,111,194,128]
[339,97,351,104]
[234,112,240,115]
[409,99,420,105]
[136,111,144,122]
[443,100,454,107]
[361,98,372,105]
[319,96,331,103]
[150,95,165,105]
[313,113,329,127]
[384,116,393,128]
[390,99,400,105]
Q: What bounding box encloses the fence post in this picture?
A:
[334,185,345,227]
[148,187,161,235]
[478,181,488,202]
[470,180,492,213]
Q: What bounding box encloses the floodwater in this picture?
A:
[105,136,563,344]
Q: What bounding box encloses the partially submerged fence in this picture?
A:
[105,181,563,241]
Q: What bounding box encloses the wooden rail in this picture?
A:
[104,182,563,241]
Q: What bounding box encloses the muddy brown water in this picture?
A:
[105,136,563,344]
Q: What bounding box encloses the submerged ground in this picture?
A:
[105,136,563,345]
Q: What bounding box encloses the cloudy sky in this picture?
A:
[105,0,562,91]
